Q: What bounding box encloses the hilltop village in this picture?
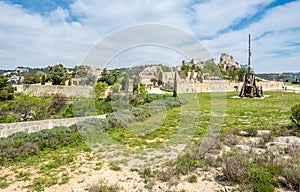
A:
[0,53,284,98]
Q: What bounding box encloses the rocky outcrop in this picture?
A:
[219,53,240,72]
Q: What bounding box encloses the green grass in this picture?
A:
[224,91,299,130]
[0,176,9,189]
[1,91,299,191]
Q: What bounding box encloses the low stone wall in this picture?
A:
[177,80,284,93]
[14,84,94,98]
[0,115,106,138]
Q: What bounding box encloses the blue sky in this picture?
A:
[0,0,299,72]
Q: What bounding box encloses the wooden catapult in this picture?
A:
[239,34,263,98]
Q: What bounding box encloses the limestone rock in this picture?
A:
[234,145,251,153]
[248,137,263,146]
[251,148,266,155]
[273,136,300,145]
[238,130,249,136]
[219,53,240,72]
[256,130,271,137]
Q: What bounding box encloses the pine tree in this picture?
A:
[173,72,177,97]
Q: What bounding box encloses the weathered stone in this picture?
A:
[248,137,263,145]
[266,142,290,155]
[222,146,231,152]
[234,145,251,153]
[238,130,249,136]
[0,115,106,138]
[219,53,240,72]
[273,136,300,145]
[256,130,271,137]
[251,148,266,155]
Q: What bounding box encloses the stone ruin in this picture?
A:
[219,53,240,72]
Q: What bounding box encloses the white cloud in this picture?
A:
[191,0,273,37]
[202,0,300,72]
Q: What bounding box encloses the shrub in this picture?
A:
[174,152,204,176]
[249,166,278,192]
[281,165,300,191]
[291,103,300,129]
[160,86,173,92]
[243,127,258,137]
[139,167,154,184]
[155,168,174,182]
[89,179,121,192]
[187,175,198,183]
[222,151,251,184]
[0,126,83,165]
[109,163,121,171]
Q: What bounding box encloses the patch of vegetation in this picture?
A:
[160,85,173,92]
[139,167,154,184]
[281,164,300,191]
[109,163,121,171]
[291,103,300,129]
[89,179,122,192]
[0,176,9,189]
[222,151,251,184]
[187,174,197,183]
[32,174,58,192]
[0,125,83,166]
[16,171,31,181]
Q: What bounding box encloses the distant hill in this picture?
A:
[256,72,300,82]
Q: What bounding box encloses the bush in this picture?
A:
[174,152,204,176]
[291,103,300,129]
[89,179,121,192]
[187,174,198,183]
[222,151,251,184]
[249,165,279,192]
[0,126,83,165]
[160,86,173,92]
[281,165,300,191]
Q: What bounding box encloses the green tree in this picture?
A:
[23,74,40,84]
[158,72,163,86]
[14,94,51,121]
[98,68,120,86]
[150,78,157,86]
[48,64,68,85]
[291,103,300,129]
[94,81,108,98]
[228,70,238,81]
[202,61,222,79]
[72,65,91,78]
[132,75,140,94]
[0,75,14,100]
[180,64,190,76]
[68,78,72,86]
[41,75,46,85]
[173,72,177,97]
[236,68,249,81]
[111,83,120,93]
[138,84,146,94]
[83,72,96,86]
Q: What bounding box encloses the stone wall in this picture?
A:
[14,84,94,98]
[177,80,284,93]
[0,115,106,138]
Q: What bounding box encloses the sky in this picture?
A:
[0,0,299,73]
